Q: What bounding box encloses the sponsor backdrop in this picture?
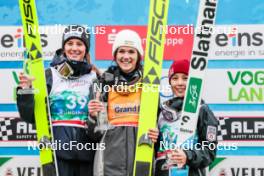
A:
[1,0,264,175]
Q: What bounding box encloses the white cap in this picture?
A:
[112,29,144,57]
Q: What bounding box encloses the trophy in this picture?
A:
[95,98,109,132]
[91,79,111,132]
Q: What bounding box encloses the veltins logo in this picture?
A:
[184,78,202,113]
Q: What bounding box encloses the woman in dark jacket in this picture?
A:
[88,29,159,176]
[155,59,218,176]
[17,25,99,176]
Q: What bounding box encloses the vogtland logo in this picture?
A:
[215,27,263,47]
[227,70,264,102]
[0,28,48,49]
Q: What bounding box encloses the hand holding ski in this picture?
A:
[18,73,35,89]
[18,0,59,175]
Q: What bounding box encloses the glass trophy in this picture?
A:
[92,80,111,132]
[94,100,109,132]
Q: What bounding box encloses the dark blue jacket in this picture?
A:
[16,53,100,162]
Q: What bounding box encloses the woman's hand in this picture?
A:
[88,99,104,117]
[18,72,35,89]
[147,128,159,143]
[170,149,187,169]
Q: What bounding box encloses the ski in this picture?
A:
[18,0,58,175]
[133,0,169,176]
[170,0,219,175]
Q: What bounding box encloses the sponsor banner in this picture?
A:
[0,26,62,61]
[95,25,194,60]
[0,69,22,104]
[0,156,41,176]
[209,25,264,59]
[217,116,264,146]
[0,117,36,146]
[2,24,263,61]
[209,157,264,176]
[150,68,264,106]
[203,69,264,104]
[214,111,264,118]
[218,140,264,147]
[0,112,19,118]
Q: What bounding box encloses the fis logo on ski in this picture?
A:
[184,78,202,113]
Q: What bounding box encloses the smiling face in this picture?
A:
[64,38,86,61]
[115,46,139,73]
[170,73,188,97]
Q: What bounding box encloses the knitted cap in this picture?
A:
[62,25,90,53]
[112,29,143,56]
[168,59,190,82]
